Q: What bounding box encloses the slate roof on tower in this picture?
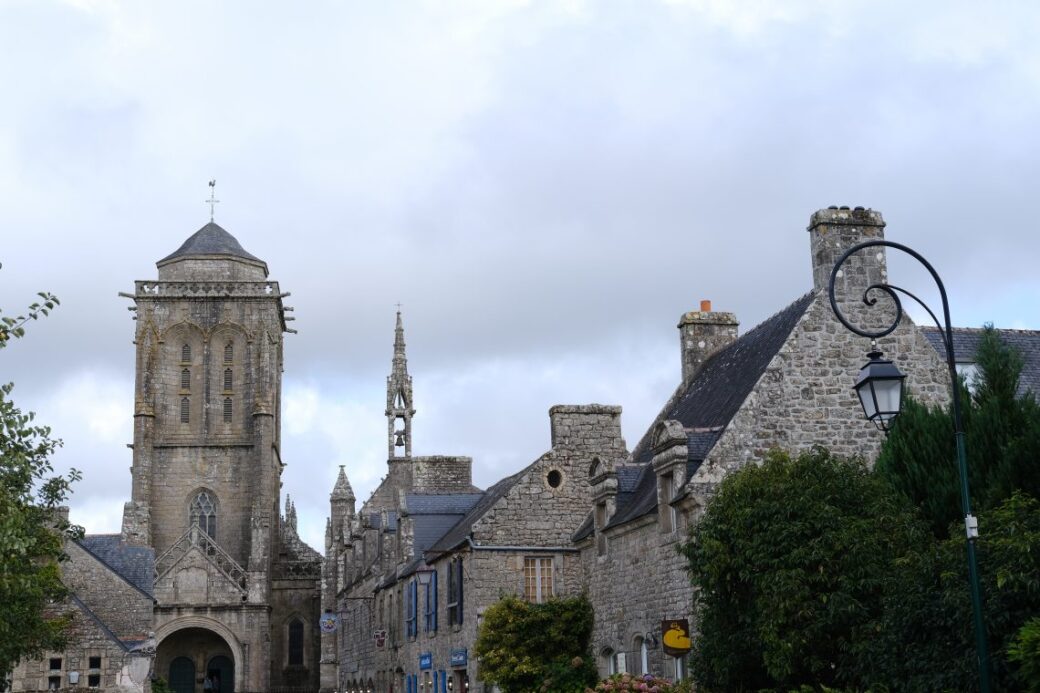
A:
[157,221,265,266]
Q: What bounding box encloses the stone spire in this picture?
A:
[285,494,297,532]
[331,465,355,501]
[386,310,415,458]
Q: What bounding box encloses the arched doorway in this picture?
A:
[169,657,195,693]
[156,626,236,693]
[207,655,234,693]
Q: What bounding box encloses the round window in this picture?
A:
[546,469,563,488]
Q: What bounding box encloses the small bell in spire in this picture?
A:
[395,430,406,448]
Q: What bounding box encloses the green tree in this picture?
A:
[858,492,1040,691]
[680,447,928,692]
[1,284,81,689]
[472,594,597,693]
[876,326,1040,537]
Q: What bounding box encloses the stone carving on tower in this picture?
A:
[386,310,415,458]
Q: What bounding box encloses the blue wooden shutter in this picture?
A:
[432,568,438,632]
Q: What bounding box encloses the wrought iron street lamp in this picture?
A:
[853,349,907,432]
[828,239,991,693]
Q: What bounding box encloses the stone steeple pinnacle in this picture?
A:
[331,465,355,501]
[386,310,415,458]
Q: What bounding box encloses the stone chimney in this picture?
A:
[678,300,738,382]
[808,206,887,293]
[548,405,626,455]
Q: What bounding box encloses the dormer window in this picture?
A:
[660,472,676,533]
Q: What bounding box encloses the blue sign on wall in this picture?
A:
[450,649,468,667]
[420,652,433,670]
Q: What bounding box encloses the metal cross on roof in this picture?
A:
[207,179,220,222]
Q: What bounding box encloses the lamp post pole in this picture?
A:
[828,239,991,693]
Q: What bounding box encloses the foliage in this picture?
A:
[150,678,173,693]
[473,594,597,693]
[680,447,928,692]
[0,283,81,690]
[588,672,678,692]
[856,492,1040,691]
[876,326,1040,537]
[1008,617,1040,693]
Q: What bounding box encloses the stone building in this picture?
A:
[10,222,322,693]
[572,207,956,680]
[324,206,999,692]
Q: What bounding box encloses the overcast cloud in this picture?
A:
[2,0,1038,552]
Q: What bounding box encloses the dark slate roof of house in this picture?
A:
[157,222,264,265]
[579,293,814,537]
[77,535,155,598]
[367,511,398,531]
[403,493,484,557]
[921,326,1040,398]
[403,493,484,515]
[426,461,542,554]
[629,291,814,465]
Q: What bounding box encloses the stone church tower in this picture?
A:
[121,222,320,693]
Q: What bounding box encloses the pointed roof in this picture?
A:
[392,310,409,374]
[332,465,355,501]
[157,221,265,267]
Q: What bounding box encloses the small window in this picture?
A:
[223,368,233,391]
[181,344,191,362]
[223,397,232,423]
[180,397,190,424]
[49,658,62,671]
[88,674,101,688]
[191,491,217,539]
[595,502,608,556]
[88,656,101,669]
[447,557,464,625]
[589,458,602,477]
[406,580,418,638]
[523,557,553,603]
[288,618,304,666]
[224,342,233,363]
[660,472,676,533]
[181,368,190,390]
[48,677,60,690]
[546,469,562,488]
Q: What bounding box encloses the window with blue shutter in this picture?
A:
[406,580,417,638]
[425,569,438,633]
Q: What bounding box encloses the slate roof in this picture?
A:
[921,326,1040,398]
[77,535,155,598]
[629,292,814,465]
[426,463,537,554]
[157,222,264,265]
[404,493,484,557]
[578,292,814,537]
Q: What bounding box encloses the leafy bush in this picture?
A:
[588,673,676,692]
[473,594,597,693]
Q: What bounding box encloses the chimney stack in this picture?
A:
[678,301,738,382]
[808,206,887,294]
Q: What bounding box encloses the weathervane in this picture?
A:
[207,180,220,222]
[395,302,403,312]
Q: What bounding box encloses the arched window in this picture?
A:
[223,398,232,423]
[190,491,216,539]
[223,368,233,391]
[180,397,190,424]
[288,618,304,666]
[181,368,190,390]
[635,636,649,675]
[181,344,191,362]
[224,342,233,363]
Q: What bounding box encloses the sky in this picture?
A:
[2,0,1039,553]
